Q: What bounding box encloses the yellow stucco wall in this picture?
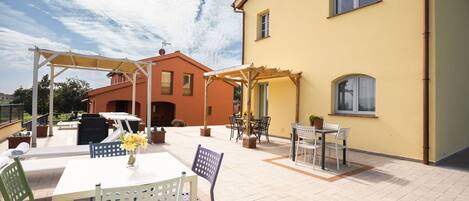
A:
[241,0,428,160]
[0,121,22,142]
[433,0,469,161]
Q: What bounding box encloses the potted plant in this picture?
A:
[7,131,31,149]
[37,124,48,138]
[120,132,148,168]
[151,126,166,143]
[309,115,324,129]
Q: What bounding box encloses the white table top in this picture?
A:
[53,152,196,200]
[99,112,141,121]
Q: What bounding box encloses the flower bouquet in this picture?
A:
[120,132,148,168]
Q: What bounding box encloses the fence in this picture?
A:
[23,113,49,131]
[0,104,23,126]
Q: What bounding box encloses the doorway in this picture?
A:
[257,83,268,118]
[152,102,175,127]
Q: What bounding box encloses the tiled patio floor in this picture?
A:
[2,126,469,201]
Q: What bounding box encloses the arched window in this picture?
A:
[335,75,375,114]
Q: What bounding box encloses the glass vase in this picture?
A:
[127,149,137,168]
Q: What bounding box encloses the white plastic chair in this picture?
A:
[290,123,303,159]
[295,125,321,169]
[95,172,186,201]
[326,127,350,170]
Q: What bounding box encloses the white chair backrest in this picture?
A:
[323,123,340,131]
[295,125,317,141]
[338,128,350,141]
[95,172,185,201]
[290,123,303,132]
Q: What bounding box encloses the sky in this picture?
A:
[0,0,242,94]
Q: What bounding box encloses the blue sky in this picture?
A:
[0,0,242,94]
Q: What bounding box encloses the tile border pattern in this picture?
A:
[263,156,373,182]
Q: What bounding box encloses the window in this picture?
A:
[182,73,193,96]
[257,11,269,39]
[208,106,213,115]
[161,71,173,95]
[335,75,375,115]
[334,0,380,15]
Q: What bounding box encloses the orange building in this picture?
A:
[87,51,236,126]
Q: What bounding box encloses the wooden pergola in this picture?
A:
[28,47,153,147]
[202,63,302,147]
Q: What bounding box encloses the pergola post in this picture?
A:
[245,70,252,136]
[201,77,213,136]
[131,72,136,115]
[49,64,55,136]
[31,49,40,147]
[146,63,152,142]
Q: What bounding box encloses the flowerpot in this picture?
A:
[151,130,166,143]
[37,125,48,138]
[242,135,257,149]
[200,128,211,137]
[7,136,31,149]
[313,119,324,129]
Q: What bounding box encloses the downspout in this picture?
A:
[423,0,430,165]
[233,4,245,114]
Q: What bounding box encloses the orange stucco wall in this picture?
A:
[88,52,235,126]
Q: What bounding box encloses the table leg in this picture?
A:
[188,176,198,201]
[291,130,296,161]
[321,132,326,170]
[343,140,347,165]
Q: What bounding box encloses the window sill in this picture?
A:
[327,0,383,19]
[255,36,271,42]
[328,113,378,118]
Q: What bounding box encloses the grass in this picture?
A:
[22,112,84,123]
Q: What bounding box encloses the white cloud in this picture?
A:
[49,0,242,68]
[0,27,108,92]
[0,0,242,93]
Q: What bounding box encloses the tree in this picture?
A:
[11,75,50,114]
[54,78,91,113]
[11,75,91,115]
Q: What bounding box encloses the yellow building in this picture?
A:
[232,0,469,163]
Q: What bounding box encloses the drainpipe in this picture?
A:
[233,4,245,114]
[423,0,430,165]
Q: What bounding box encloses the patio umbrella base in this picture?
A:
[242,135,257,149]
[200,128,211,136]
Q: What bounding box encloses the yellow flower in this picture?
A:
[120,132,148,151]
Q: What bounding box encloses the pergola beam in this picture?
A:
[30,47,153,147]
[203,63,302,146]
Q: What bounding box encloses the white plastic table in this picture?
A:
[52,152,198,201]
[99,112,142,133]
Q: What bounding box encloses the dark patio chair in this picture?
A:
[77,115,109,145]
[182,144,224,201]
[89,141,127,158]
[258,116,271,143]
[234,118,245,142]
[0,158,35,201]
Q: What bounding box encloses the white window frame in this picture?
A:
[336,0,378,14]
[335,75,375,115]
[259,12,269,39]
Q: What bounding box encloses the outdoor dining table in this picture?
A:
[291,128,346,170]
[52,152,198,201]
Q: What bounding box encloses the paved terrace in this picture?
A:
[1,126,469,201]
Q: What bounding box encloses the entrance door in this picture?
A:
[258,83,268,118]
[152,102,175,127]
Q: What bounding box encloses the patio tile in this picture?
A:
[1,126,469,201]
